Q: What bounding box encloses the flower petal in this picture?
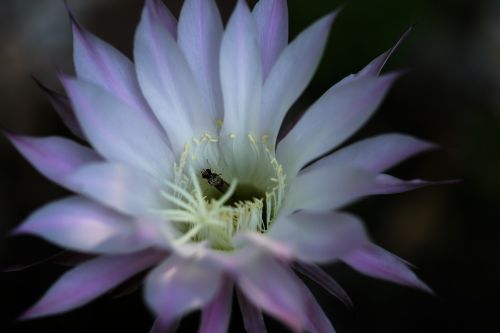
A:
[149,318,180,333]
[268,211,369,264]
[293,262,352,307]
[220,0,262,135]
[69,8,152,113]
[144,255,223,327]
[284,166,376,212]
[261,12,337,144]
[135,0,213,151]
[32,77,84,139]
[237,253,308,331]
[66,162,163,217]
[21,250,165,319]
[14,196,160,254]
[277,73,400,177]
[252,0,288,78]
[236,289,267,333]
[62,77,173,178]
[199,276,233,333]
[299,280,336,333]
[6,134,100,189]
[342,243,433,293]
[178,0,224,120]
[305,133,436,173]
[371,174,454,195]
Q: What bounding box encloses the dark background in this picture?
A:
[1,0,499,332]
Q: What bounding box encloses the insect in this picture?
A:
[201,169,230,193]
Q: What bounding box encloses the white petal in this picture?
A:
[261,13,337,144]
[6,134,100,190]
[252,0,288,78]
[277,73,400,177]
[178,0,224,120]
[62,77,173,178]
[14,196,161,254]
[268,211,369,263]
[237,253,308,331]
[21,250,164,319]
[135,0,214,151]
[71,13,151,113]
[66,162,164,217]
[343,243,432,293]
[283,166,377,212]
[305,133,436,173]
[220,0,262,136]
[144,255,222,326]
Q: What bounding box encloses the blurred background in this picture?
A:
[0,0,499,332]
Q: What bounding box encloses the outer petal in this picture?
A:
[32,77,84,139]
[220,0,262,135]
[261,13,337,143]
[371,174,454,195]
[70,9,151,113]
[293,262,352,307]
[237,253,308,331]
[336,27,412,88]
[62,77,173,178]
[268,211,369,264]
[145,255,223,327]
[66,162,164,217]
[342,243,432,293]
[21,250,165,319]
[277,73,400,177]
[135,0,213,151]
[299,280,336,333]
[6,134,100,189]
[236,289,267,333]
[283,166,377,212]
[252,0,288,78]
[178,0,223,120]
[14,196,160,254]
[305,133,436,173]
[198,276,233,333]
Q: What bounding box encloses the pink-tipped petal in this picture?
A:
[178,0,224,120]
[294,262,352,307]
[334,27,412,89]
[135,0,212,152]
[68,7,152,113]
[261,12,338,144]
[62,77,173,178]
[371,174,456,195]
[237,254,308,332]
[149,318,180,333]
[298,279,336,333]
[145,255,223,326]
[277,73,400,177]
[269,211,369,264]
[21,250,165,320]
[236,289,268,333]
[199,276,233,333]
[6,134,100,189]
[66,162,163,217]
[32,77,84,139]
[306,133,437,174]
[252,0,288,78]
[343,243,433,293]
[284,166,377,212]
[220,0,262,135]
[14,196,160,254]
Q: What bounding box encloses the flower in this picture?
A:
[7,0,440,331]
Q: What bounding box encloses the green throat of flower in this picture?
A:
[159,133,287,251]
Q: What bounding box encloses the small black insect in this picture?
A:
[201,169,230,193]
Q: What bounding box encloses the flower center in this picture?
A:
[159,133,286,251]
